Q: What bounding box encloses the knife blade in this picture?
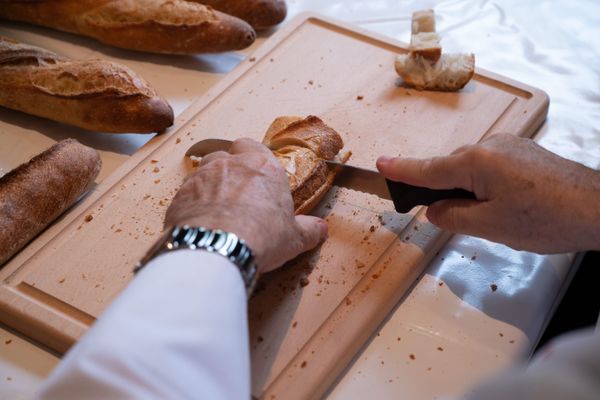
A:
[185,139,476,213]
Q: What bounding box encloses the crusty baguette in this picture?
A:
[0,36,173,133]
[263,115,347,214]
[0,139,101,266]
[395,53,475,91]
[197,0,287,30]
[0,0,256,54]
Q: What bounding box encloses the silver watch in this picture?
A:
[134,226,258,297]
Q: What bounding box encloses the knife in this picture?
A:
[186,139,476,213]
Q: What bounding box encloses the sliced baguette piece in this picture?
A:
[395,53,475,91]
[411,9,436,34]
[409,32,441,63]
[0,139,101,266]
[197,0,287,30]
[263,115,347,215]
[0,36,173,133]
[0,0,256,54]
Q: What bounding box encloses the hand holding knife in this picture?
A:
[186,139,476,214]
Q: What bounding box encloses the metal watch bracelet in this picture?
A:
[134,226,258,297]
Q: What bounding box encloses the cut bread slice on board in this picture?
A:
[395,53,475,91]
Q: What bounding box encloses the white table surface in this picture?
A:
[1,1,599,399]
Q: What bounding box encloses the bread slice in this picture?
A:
[197,0,287,30]
[0,0,256,54]
[395,53,475,91]
[409,32,441,63]
[411,9,436,34]
[262,115,348,214]
[0,36,174,133]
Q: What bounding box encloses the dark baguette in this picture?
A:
[0,139,102,266]
[0,0,256,54]
[198,0,287,30]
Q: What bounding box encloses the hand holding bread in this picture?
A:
[0,36,173,133]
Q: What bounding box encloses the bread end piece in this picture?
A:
[199,0,287,30]
[411,9,436,34]
[395,53,475,91]
[409,32,441,63]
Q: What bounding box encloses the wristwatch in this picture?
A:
[134,226,258,297]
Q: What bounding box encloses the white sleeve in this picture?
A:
[37,250,250,400]
[467,327,600,400]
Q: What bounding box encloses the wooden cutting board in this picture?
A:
[0,13,548,399]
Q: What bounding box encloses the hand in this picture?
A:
[376,133,600,254]
[165,138,327,273]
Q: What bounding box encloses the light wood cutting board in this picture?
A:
[0,13,548,399]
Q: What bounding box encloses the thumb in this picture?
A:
[426,199,490,237]
[376,154,473,191]
[294,215,328,254]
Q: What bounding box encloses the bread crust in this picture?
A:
[263,115,346,215]
[0,0,256,54]
[197,0,287,30]
[0,139,101,265]
[0,36,174,133]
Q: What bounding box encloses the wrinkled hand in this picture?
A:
[377,134,600,253]
[165,138,327,273]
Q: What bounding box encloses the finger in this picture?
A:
[426,198,495,239]
[198,150,229,167]
[294,215,328,254]
[376,154,473,190]
[229,137,271,155]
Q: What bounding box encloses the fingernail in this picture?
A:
[318,219,329,240]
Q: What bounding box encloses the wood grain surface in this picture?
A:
[0,13,548,399]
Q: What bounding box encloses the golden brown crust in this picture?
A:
[0,36,174,132]
[0,0,256,54]
[0,139,101,266]
[264,115,346,214]
[196,0,287,30]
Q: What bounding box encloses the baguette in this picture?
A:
[263,115,348,214]
[0,139,101,266]
[0,36,174,133]
[395,53,475,91]
[0,0,256,54]
[198,0,287,30]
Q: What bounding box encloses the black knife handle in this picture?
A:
[385,179,476,213]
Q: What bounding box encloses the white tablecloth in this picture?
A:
[1,1,598,399]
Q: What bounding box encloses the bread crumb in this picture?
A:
[438,282,444,287]
[397,337,401,341]
[409,354,416,360]
[355,260,366,269]
[58,278,66,284]
[369,225,375,232]
[499,332,504,337]
[437,346,444,351]
[150,159,158,164]
[509,340,515,344]
[345,297,352,305]
[153,167,160,173]
[308,80,314,85]
[4,339,12,345]
[300,361,307,368]
[299,277,310,287]
[356,95,364,100]
[84,214,93,222]
[176,138,181,144]
[292,321,298,328]
[154,179,161,184]
[490,284,498,292]
[249,57,256,62]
